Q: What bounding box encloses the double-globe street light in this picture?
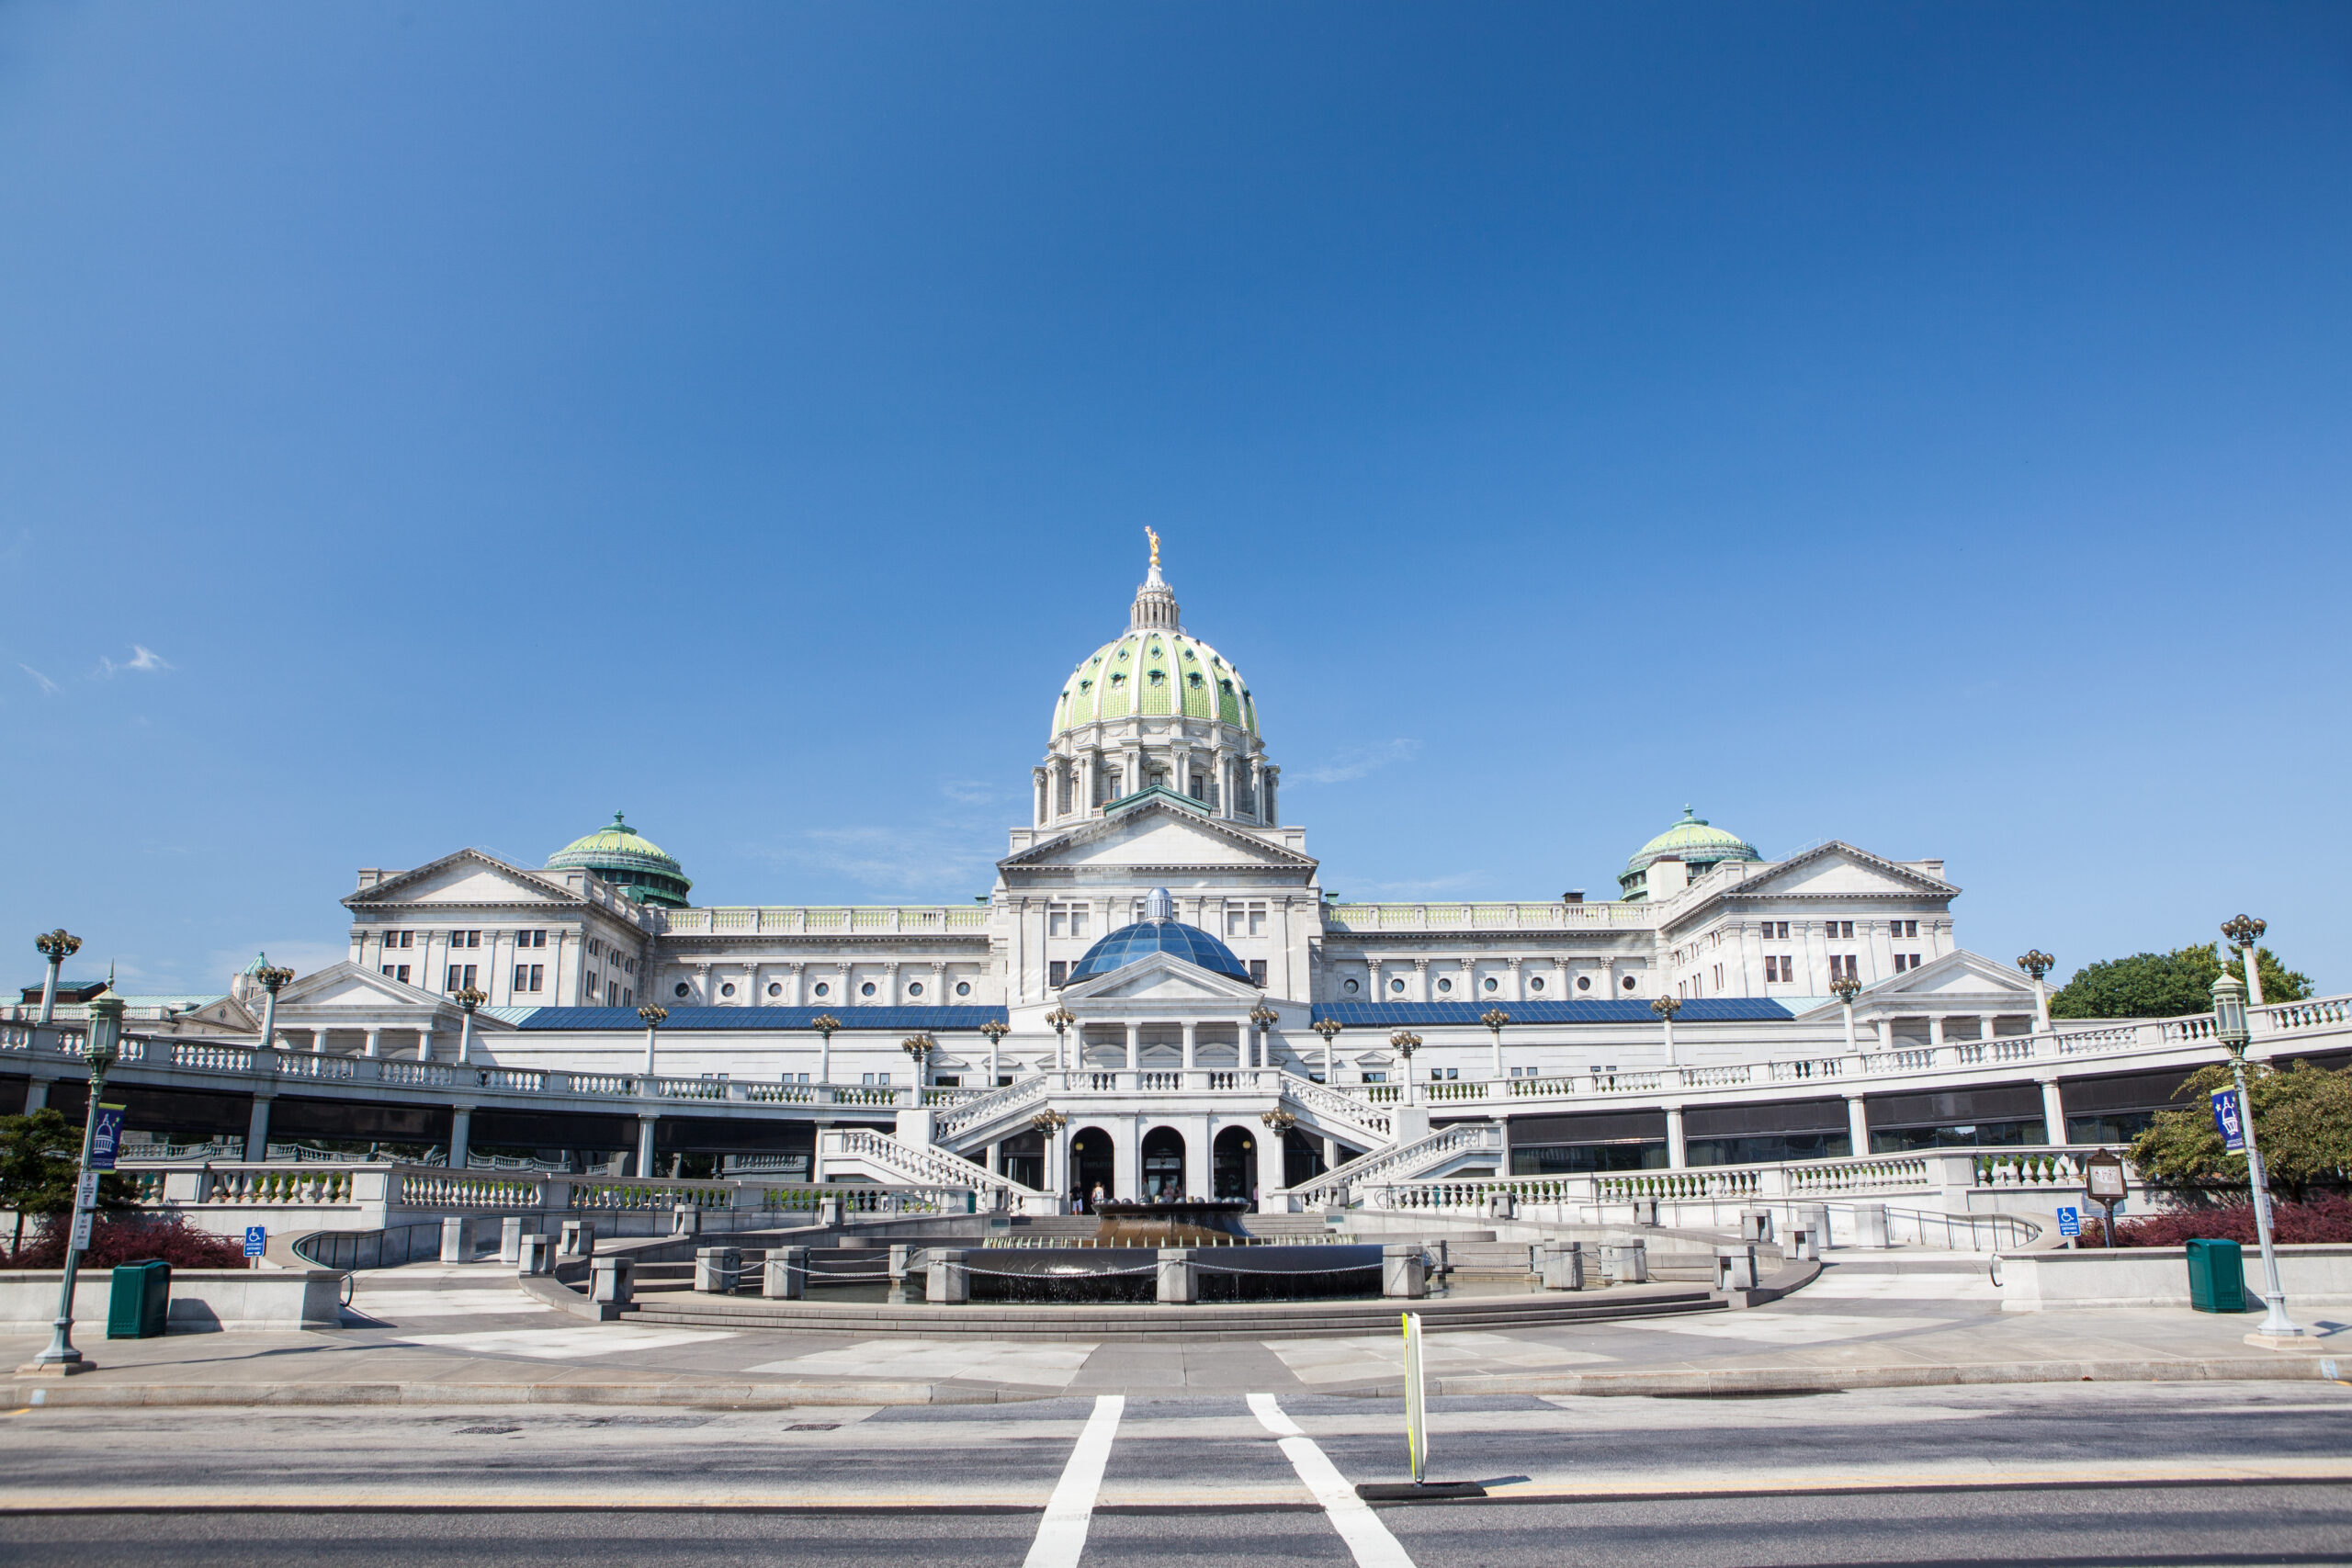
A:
[454,986,488,1066]
[2211,973,2301,1341]
[1651,993,1682,1063]
[2220,915,2268,1008]
[2017,950,2056,1032]
[807,1014,840,1085]
[18,995,122,1376]
[901,1033,936,1089]
[1830,972,1863,1051]
[1311,1018,1342,1085]
[637,1004,668,1078]
[1388,1030,1421,1105]
[979,1019,1010,1088]
[1045,1007,1077,1073]
[1480,1008,1510,1078]
[253,963,295,1053]
[1248,1003,1279,1072]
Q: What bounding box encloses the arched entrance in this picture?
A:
[1212,1125,1258,1201]
[1139,1126,1186,1201]
[1070,1125,1116,1207]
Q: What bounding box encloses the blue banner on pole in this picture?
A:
[243,1225,266,1258]
[2211,1088,2246,1153]
[2056,1206,2081,1237]
[86,1104,127,1172]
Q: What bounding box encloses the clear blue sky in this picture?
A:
[3,4,2347,998]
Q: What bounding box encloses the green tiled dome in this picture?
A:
[1052,629,1259,739]
[546,813,693,908]
[1619,807,1760,899]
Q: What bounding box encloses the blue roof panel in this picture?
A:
[1067,920,1251,984]
[1307,998,1793,1027]
[514,1006,1010,1032]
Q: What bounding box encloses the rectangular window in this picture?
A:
[1830,954,1859,980]
[1249,959,1268,987]
[1764,956,1781,983]
[396,965,409,984]
[621,987,631,1007]
[1713,964,1724,989]
[1833,920,1855,939]
[514,965,529,992]
[585,969,600,996]
[1049,960,1069,987]
[1896,919,1918,939]
[1050,908,1067,937]
[1362,1071,1388,1084]
[607,981,619,1005]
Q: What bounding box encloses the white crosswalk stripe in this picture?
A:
[1023,1394,1125,1568]
[1250,1393,1418,1568]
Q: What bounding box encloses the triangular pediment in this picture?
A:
[1002,798,1316,874]
[276,961,474,1018]
[1057,949,1268,1004]
[171,995,258,1031]
[345,849,582,909]
[1795,949,2035,1019]
[1714,842,1954,901]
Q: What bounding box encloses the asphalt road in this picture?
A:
[3,1382,2346,1566]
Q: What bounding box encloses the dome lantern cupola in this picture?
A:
[546,812,694,909]
[1063,886,1254,985]
[1618,807,1761,901]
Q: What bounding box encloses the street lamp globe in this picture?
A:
[2211,973,2250,1055]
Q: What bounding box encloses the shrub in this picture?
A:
[3,1212,250,1269]
[2080,1195,2352,1247]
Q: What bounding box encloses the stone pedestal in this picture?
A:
[439,1216,474,1265]
[559,1220,596,1258]
[1600,1240,1648,1284]
[672,1205,703,1236]
[516,1234,555,1276]
[1715,1244,1761,1292]
[695,1247,742,1294]
[1739,1208,1773,1244]
[763,1247,808,1300]
[1630,1198,1659,1226]
[1788,1226,1821,1262]
[590,1255,634,1305]
[926,1248,969,1304]
[1540,1241,1586,1291]
[1382,1243,1427,1299]
[1851,1202,1890,1249]
[1798,1203,1830,1249]
[499,1216,526,1264]
[1156,1247,1197,1303]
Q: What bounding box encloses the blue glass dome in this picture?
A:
[1065,890,1252,985]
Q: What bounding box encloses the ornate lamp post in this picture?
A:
[2221,915,2267,1009]
[2017,950,2054,1033]
[1311,1017,1342,1084]
[1830,972,1862,1054]
[1045,1006,1077,1073]
[1248,1002,1280,1073]
[32,930,80,1026]
[637,1004,668,1078]
[453,986,487,1066]
[20,994,121,1376]
[901,1032,936,1089]
[1480,1008,1510,1078]
[2212,974,2301,1340]
[1388,1029,1421,1105]
[808,1013,840,1086]
[979,1018,1010,1087]
[1030,1108,1070,1201]
[254,962,295,1052]
[1651,994,1681,1064]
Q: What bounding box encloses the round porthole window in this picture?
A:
[673,981,690,998]
[1343,978,1359,994]
[907,982,923,998]
[861,982,876,998]
[1483,976,1498,992]
[1390,977,1406,994]
[813,982,830,998]
[1530,977,1544,993]
[766,982,782,998]
[1577,976,1591,992]
[956,981,970,997]
[1436,978,1452,994]
[1622,976,1637,991]
[720,982,735,998]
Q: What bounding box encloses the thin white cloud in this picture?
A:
[1353,871,1492,897]
[937,779,1003,806]
[17,663,57,695]
[96,644,172,678]
[762,827,996,897]
[1296,738,1421,785]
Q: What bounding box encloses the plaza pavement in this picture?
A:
[0,1253,2344,1409]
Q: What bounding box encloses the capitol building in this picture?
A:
[59,537,2268,1212]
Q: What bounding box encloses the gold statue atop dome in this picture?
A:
[1145,525,1161,570]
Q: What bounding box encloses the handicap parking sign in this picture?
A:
[243,1225,266,1258]
[2056,1206,2081,1237]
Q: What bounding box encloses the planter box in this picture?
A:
[1997,1244,2352,1313]
[0,1269,345,1333]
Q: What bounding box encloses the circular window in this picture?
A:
[1577,976,1591,992]
[766,982,782,998]
[861,982,876,998]
[673,982,690,998]
[1483,976,1498,992]
[1622,976,1637,991]
[1343,978,1359,994]
[907,982,923,998]
[1436,978,1452,994]
[720,982,735,998]
[956,981,972,997]
[1389,977,1406,994]
[813,982,830,998]
[1530,977,1544,993]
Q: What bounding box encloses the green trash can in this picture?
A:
[2185,1237,2249,1314]
[107,1258,172,1338]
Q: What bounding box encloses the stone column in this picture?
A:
[1250,758,1264,822]
[1875,1018,1893,1051]
[1845,1093,1870,1157]
[1253,1122,1283,1206]
[449,1105,473,1170]
[1927,1015,1945,1051]
[1182,1021,1196,1073]
[363,1027,381,1059]
[1125,1021,1139,1073]
[636,1114,660,1179]
[885,962,902,1004]
[1366,958,1383,1000]
[790,963,808,1005]
[2039,1077,2066,1146]
[416,1026,435,1063]
[1507,956,1524,1001]
[244,1093,274,1162]
[1412,958,1429,999]
[1664,1104,1687,1168]
[1979,1015,1996,1041]
[311,1026,329,1054]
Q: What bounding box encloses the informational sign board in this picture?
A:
[70,1209,93,1251]
[75,1170,98,1209]
[2211,1088,2246,1153]
[2085,1153,2128,1201]
[86,1104,127,1171]
[2056,1206,2081,1237]
[243,1225,267,1258]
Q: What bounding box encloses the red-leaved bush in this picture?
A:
[2,1212,251,1270]
[2081,1195,2352,1247]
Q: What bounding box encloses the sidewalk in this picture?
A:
[1,1257,2344,1408]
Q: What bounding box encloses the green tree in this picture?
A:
[2051,942,2313,1020]
[2128,1061,2352,1202]
[0,1109,141,1255]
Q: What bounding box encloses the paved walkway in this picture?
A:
[4,1255,2346,1407]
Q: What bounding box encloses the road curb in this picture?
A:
[1435,1355,2345,1398]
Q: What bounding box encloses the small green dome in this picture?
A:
[1051,628,1259,739]
[1619,807,1760,900]
[546,813,693,908]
